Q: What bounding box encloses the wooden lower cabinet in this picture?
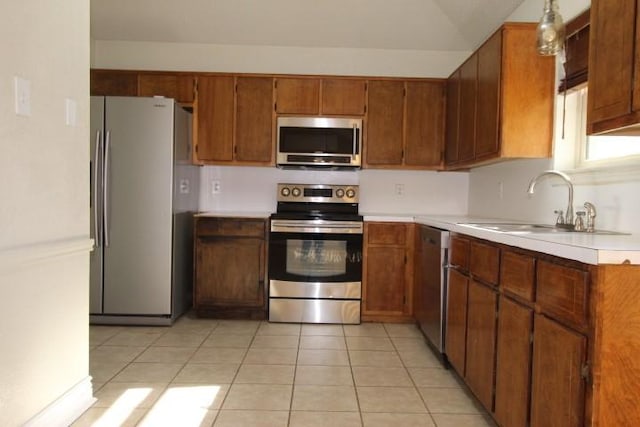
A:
[494,296,533,427]
[362,222,414,321]
[530,314,587,427]
[194,217,267,319]
[464,280,498,410]
[445,268,468,375]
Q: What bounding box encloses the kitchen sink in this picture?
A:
[459,222,629,236]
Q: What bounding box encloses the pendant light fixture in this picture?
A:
[536,0,565,55]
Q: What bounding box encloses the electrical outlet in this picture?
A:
[395,184,405,196]
[212,180,221,194]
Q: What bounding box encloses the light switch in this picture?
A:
[14,77,31,116]
[65,98,77,126]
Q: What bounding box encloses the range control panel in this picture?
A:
[277,183,359,204]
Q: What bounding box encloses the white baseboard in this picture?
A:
[24,376,96,427]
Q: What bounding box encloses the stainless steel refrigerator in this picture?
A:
[90,96,199,325]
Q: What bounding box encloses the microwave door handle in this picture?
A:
[352,124,358,156]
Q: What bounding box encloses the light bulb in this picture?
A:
[536,0,565,56]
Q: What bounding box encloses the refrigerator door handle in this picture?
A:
[104,130,111,247]
[93,130,103,247]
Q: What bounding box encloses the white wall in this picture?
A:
[0,0,93,425]
[199,166,469,216]
[92,41,468,79]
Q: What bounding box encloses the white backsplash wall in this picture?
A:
[199,166,469,216]
[468,159,640,233]
[358,169,469,215]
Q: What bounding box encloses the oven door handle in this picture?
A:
[270,220,363,234]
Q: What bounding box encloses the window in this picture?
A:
[554,85,640,171]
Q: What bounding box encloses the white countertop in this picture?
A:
[197,211,640,265]
[412,215,640,266]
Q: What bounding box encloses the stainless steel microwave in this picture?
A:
[276,117,362,169]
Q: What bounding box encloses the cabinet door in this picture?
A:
[195,236,265,308]
[458,53,478,163]
[363,222,412,317]
[321,78,366,115]
[475,29,501,159]
[587,0,636,126]
[494,296,533,427]
[196,75,235,162]
[138,73,195,103]
[530,314,586,427]
[445,268,468,375]
[363,246,406,315]
[366,80,405,166]
[465,280,498,410]
[90,70,138,96]
[445,69,461,165]
[404,81,445,168]
[235,76,274,163]
[275,77,319,114]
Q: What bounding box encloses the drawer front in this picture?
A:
[536,260,589,330]
[450,235,470,271]
[501,250,536,302]
[196,218,266,238]
[367,223,407,246]
[470,241,500,286]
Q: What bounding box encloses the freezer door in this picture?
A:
[103,97,174,315]
[89,96,105,314]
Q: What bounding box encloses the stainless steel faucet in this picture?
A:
[527,170,574,228]
[583,202,596,232]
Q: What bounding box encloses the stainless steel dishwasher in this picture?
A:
[415,225,450,363]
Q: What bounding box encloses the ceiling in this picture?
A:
[91,0,527,52]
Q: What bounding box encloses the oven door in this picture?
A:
[269,220,363,298]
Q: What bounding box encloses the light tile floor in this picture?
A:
[75,314,495,427]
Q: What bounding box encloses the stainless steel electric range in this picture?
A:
[268,183,363,324]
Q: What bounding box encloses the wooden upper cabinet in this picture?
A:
[445,69,461,165]
[475,29,502,159]
[91,69,195,103]
[499,24,554,159]
[457,53,478,163]
[530,314,587,427]
[275,77,366,116]
[404,81,445,168]
[196,75,235,162]
[90,70,138,96]
[445,23,554,169]
[366,80,405,165]
[365,79,445,169]
[235,76,274,164]
[138,73,195,103]
[587,0,639,134]
[321,78,366,115]
[275,77,320,114]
